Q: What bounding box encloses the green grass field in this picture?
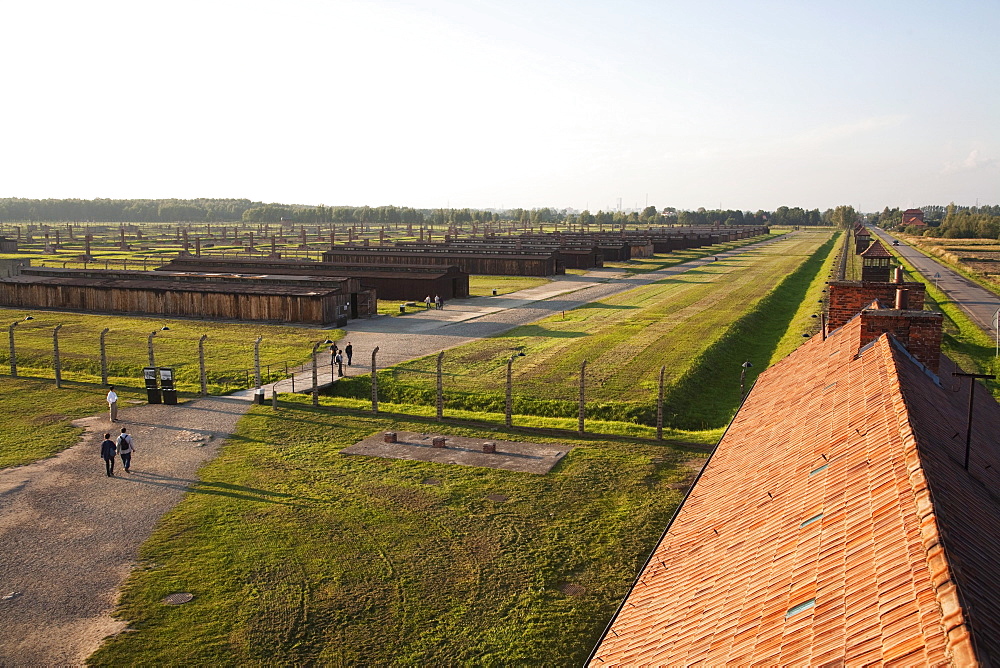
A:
[0,309,334,393]
[0,378,121,468]
[332,231,836,429]
[88,406,704,666]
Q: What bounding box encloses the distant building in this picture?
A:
[590,280,999,665]
[0,236,17,252]
[903,209,926,226]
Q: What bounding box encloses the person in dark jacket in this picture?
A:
[100,432,116,477]
[345,342,353,366]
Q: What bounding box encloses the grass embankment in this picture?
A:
[331,232,836,430]
[89,407,704,666]
[0,309,333,393]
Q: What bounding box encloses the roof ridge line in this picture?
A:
[877,336,979,665]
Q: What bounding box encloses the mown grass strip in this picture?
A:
[330,232,834,429]
[88,407,705,666]
[660,232,839,429]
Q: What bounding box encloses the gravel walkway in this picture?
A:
[0,398,247,666]
[0,234,787,665]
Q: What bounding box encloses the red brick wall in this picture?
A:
[827,281,926,330]
[860,310,943,372]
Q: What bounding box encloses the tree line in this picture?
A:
[0,197,843,229]
[874,203,1000,239]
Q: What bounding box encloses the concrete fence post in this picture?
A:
[657,365,665,441]
[578,359,587,435]
[199,335,208,397]
[371,346,380,414]
[254,336,262,389]
[100,327,110,386]
[53,324,64,388]
[436,351,444,421]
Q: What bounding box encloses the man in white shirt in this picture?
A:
[107,386,119,423]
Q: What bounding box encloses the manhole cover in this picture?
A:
[161,592,194,605]
[560,583,586,597]
[423,478,441,486]
[486,494,508,502]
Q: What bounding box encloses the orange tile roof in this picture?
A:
[590,313,1000,665]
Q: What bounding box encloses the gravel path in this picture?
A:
[0,398,246,665]
[0,234,788,665]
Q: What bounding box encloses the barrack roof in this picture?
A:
[590,314,1000,665]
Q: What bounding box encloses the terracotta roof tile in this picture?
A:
[590,310,1000,665]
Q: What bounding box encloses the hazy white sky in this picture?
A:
[3,0,998,212]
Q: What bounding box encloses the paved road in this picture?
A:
[870,227,1000,339]
[0,232,794,666]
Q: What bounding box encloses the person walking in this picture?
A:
[107,385,119,423]
[116,427,135,473]
[439,296,446,310]
[345,342,353,366]
[434,294,441,310]
[335,351,344,377]
[424,295,432,309]
[100,432,117,477]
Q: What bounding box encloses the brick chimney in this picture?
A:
[859,304,943,372]
[827,278,926,331]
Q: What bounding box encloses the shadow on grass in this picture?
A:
[122,471,318,507]
[499,325,588,338]
[577,303,640,310]
[662,233,838,430]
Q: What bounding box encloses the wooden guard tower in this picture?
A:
[860,240,893,282]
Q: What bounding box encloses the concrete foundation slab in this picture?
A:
[342,430,569,474]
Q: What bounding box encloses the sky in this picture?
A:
[2,0,998,213]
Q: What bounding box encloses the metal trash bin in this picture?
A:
[399,304,406,313]
[254,388,265,405]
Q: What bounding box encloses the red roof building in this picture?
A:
[903,209,927,226]
[589,287,1000,666]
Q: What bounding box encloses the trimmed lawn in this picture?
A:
[88,406,705,666]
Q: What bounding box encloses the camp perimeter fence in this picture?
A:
[1,325,303,395]
[322,351,686,438]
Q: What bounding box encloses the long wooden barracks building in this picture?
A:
[156,257,470,301]
[0,266,373,325]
